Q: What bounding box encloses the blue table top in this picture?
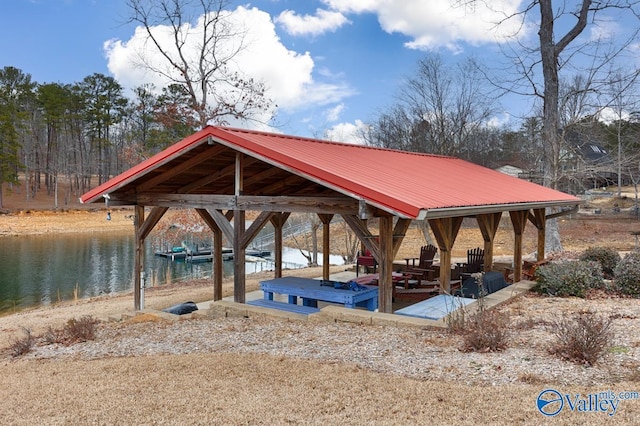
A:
[394,294,476,320]
[260,276,378,303]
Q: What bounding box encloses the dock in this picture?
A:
[155,247,270,263]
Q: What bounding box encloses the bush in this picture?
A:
[549,311,613,366]
[63,316,99,344]
[613,252,640,296]
[534,260,604,297]
[44,316,100,345]
[460,309,510,352]
[9,327,34,357]
[579,247,621,278]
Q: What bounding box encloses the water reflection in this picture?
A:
[0,232,344,314]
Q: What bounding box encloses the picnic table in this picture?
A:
[257,276,379,311]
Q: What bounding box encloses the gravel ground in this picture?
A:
[12,293,640,389]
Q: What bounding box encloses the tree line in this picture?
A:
[0,66,201,208]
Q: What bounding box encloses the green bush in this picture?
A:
[614,252,640,296]
[534,260,604,298]
[579,247,621,278]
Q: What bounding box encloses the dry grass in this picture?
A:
[2,352,639,425]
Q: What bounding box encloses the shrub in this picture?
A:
[460,309,510,352]
[43,326,66,345]
[549,311,613,366]
[9,327,34,357]
[534,260,604,298]
[63,316,99,344]
[579,247,621,278]
[614,252,640,296]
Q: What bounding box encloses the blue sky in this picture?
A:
[2,1,638,141]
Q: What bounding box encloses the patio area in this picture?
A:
[194,270,537,328]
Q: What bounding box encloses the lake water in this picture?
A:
[0,232,344,314]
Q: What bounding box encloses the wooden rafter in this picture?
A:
[137,145,226,192]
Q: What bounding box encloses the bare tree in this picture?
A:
[365,54,496,158]
[126,0,273,128]
[460,0,640,252]
[474,0,640,189]
[598,71,640,196]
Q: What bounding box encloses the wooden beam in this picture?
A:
[235,195,360,215]
[132,193,360,215]
[318,214,334,280]
[428,216,463,293]
[342,215,380,261]
[202,208,234,243]
[240,211,274,249]
[392,218,412,258]
[138,207,169,241]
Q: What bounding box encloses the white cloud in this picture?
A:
[321,0,527,51]
[487,112,511,128]
[275,8,350,36]
[589,18,620,42]
[104,6,354,125]
[324,120,368,144]
[325,103,345,122]
[598,107,630,124]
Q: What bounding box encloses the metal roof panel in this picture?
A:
[81,126,580,219]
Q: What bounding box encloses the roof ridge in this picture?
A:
[214,125,454,159]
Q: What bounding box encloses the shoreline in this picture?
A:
[0,208,134,237]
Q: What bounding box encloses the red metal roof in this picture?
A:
[81,126,580,219]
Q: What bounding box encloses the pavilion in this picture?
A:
[80,126,581,313]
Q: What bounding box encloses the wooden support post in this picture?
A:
[378,215,393,313]
[134,205,145,311]
[234,153,245,303]
[318,214,334,280]
[530,208,546,261]
[476,212,502,272]
[510,210,529,282]
[234,210,246,303]
[195,208,224,300]
[212,228,223,300]
[270,213,290,278]
[429,217,463,293]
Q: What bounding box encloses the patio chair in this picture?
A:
[402,244,438,286]
[458,247,484,274]
[356,249,377,277]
